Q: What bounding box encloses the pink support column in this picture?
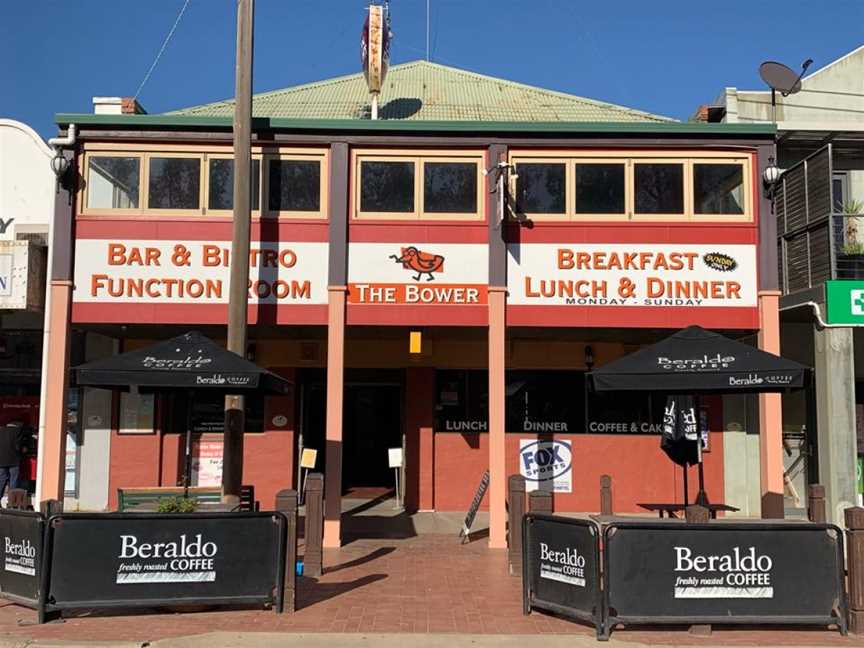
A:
[323,286,346,547]
[488,287,507,549]
[758,290,785,518]
[39,280,73,504]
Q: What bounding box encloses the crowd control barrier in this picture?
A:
[0,510,289,623]
[0,509,45,611]
[523,515,848,641]
[603,521,847,639]
[522,514,603,638]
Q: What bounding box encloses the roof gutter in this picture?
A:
[54,113,777,136]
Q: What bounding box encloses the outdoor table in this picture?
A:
[636,502,739,519]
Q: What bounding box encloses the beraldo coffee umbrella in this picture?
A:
[74,331,291,495]
[588,325,808,394]
[587,325,809,505]
[74,331,290,394]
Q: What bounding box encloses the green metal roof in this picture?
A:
[168,60,676,123]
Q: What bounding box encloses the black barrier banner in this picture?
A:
[604,522,847,636]
[522,514,602,637]
[0,510,43,607]
[45,512,286,615]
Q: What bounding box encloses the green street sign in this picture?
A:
[825,280,864,325]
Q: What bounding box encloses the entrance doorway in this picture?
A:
[343,384,402,490]
[298,370,404,494]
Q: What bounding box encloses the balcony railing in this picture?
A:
[835,211,864,279]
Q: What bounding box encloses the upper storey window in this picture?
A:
[353,150,484,220]
[80,145,327,218]
[510,151,752,222]
[148,156,201,211]
[86,155,140,210]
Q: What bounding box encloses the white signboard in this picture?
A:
[73,239,328,304]
[507,244,757,308]
[519,439,572,493]
[347,243,488,305]
[388,447,404,468]
[0,240,45,310]
[192,440,224,487]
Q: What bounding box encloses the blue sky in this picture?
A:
[2,0,863,139]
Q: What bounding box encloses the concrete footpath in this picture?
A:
[0,634,855,648]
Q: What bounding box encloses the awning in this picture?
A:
[588,325,808,393]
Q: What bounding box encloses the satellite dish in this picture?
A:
[759,61,803,96]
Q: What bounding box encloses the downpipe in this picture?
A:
[779,300,857,330]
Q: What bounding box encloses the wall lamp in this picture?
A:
[762,156,781,195]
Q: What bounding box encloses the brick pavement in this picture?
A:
[0,533,860,646]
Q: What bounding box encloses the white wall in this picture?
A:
[0,119,54,243]
[722,45,864,130]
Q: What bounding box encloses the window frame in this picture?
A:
[82,151,144,215]
[261,148,329,220]
[144,151,205,215]
[507,149,754,223]
[203,152,263,217]
[352,149,485,221]
[79,143,329,220]
[510,157,571,222]
[631,157,689,222]
[572,158,631,222]
[690,157,751,222]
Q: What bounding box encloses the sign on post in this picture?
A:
[0,510,44,608]
[43,512,287,620]
[522,514,603,638]
[603,522,847,638]
[826,280,864,325]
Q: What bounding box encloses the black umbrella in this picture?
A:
[588,325,810,505]
[589,325,808,393]
[73,331,291,496]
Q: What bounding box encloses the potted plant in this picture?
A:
[156,496,198,513]
[839,199,864,278]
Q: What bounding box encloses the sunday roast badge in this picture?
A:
[703,252,738,272]
[389,247,445,281]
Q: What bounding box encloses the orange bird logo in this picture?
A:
[389,246,445,281]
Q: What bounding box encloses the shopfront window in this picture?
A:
[693,162,745,215]
[506,370,583,433]
[515,162,566,215]
[268,158,321,213]
[208,158,260,211]
[586,391,666,434]
[434,370,488,432]
[148,157,201,210]
[189,392,265,434]
[86,156,140,209]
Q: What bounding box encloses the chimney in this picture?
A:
[692,105,710,123]
[92,97,147,115]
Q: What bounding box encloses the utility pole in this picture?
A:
[222,0,254,505]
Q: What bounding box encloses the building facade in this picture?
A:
[41,62,780,546]
[700,44,864,522]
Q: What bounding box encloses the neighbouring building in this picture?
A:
[41,60,780,546]
[697,44,864,522]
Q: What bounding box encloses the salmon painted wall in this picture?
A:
[433,396,725,513]
[107,368,296,510]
